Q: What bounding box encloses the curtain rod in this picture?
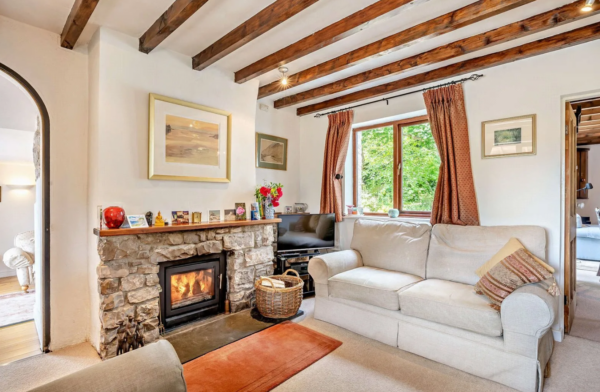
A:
[314,73,484,118]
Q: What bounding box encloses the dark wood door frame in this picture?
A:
[0,63,51,352]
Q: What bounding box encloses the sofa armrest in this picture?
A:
[308,250,363,285]
[501,282,557,357]
[29,340,186,392]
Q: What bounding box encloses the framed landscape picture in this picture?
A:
[256,133,287,171]
[171,211,190,225]
[149,94,231,182]
[482,114,536,159]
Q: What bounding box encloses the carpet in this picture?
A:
[167,308,303,364]
[183,321,342,392]
[571,267,600,342]
[3,299,600,392]
[0,290,35,327]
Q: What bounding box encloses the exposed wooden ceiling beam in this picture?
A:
[261,0,536,100]
[578,138,600,145]
[297,22,600,116]
[579,120,600,128]
[576,99,600,110]
[139,0,210,54]
[579,128,600,135]
[582,107,600,116]
[234,0,417,84]
[192,0,320,71]
[274,1,598,108]
[580,113,600,122]
[60,0,100,49]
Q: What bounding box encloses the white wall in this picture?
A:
[255,104,300,207]
[299,39,600,338]
[0,163,35,277]
[577,145,600,224]
[0,15,89,350]
[87,27,302,350]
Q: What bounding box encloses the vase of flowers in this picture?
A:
[255,182,283,219]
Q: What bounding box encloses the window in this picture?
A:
[353,116,440,216]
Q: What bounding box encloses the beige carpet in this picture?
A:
[0,342,101,392]
[571,262,600,342]
[2,298,600,392]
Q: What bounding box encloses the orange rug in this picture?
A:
[183,321,342,392]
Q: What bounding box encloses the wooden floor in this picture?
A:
[0,276,41,365]
[0,275,24,295]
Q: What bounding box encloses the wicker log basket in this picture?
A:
[255,269,303,319]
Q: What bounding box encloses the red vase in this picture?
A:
[103,206,125,229]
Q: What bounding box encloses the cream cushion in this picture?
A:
[475,237,554,278]
[427,224,547,286]
[351,219,431,278]
[329,266,422,311]
[399,279,503,337]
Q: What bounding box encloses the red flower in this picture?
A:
[260,187,269,197]
[272,200,280,207]
[277,188,283,197]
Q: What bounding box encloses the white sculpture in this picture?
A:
[3,231,35,292]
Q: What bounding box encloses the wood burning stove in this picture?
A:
[159,253,226,329]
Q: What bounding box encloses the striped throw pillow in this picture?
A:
[474,248,553,311]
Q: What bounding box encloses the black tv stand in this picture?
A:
[275,251,322,297]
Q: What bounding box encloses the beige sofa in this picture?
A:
[309,220,557,392]
[29,340,186,392]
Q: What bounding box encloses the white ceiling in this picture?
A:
[0,0,598,111]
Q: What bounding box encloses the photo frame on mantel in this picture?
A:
[148,93,232,182]
[481,114,536,159]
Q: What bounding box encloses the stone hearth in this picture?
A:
[94,223,276,359]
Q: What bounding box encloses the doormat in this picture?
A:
[183,321,342,392]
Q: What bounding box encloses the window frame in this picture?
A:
[352,115,433,218]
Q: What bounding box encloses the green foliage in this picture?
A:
[401,123,440,211]
[357,123,440,213]
[358,126,394,212]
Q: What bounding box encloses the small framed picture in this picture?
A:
[482,114,536,159]
[256,133,288,171]
[127,215,149,229]
[235,203,246,220]
[172,211,190,225]
[285,206,293,214]
[209,210,221,222]
[224,209,236,221]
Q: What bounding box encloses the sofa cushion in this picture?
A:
[329,266,422,311]
[350,219,431,278]
[475,248,553,310]
[399,279,502,337]
[476,237,554,278]
[427,224,546,286]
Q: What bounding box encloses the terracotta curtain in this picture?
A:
[424,84,479,226]
[320,111,354,222]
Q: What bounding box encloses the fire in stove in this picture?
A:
[171,269,215,309]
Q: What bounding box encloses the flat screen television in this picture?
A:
[277,213,336,253]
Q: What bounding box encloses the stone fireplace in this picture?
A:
[94,221,277,359]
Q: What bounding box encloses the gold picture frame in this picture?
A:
[255,132,288,171]
[481,114,536,159]
[148,93,232,182]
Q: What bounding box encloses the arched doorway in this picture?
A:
[0,63,51,352]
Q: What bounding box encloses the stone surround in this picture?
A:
[95,223,276,359]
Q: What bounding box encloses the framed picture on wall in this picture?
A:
[148,93,231,182]
[256,133,288,171]
[482,114,536,159]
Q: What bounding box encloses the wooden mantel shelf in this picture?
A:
[93,219,282,237]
